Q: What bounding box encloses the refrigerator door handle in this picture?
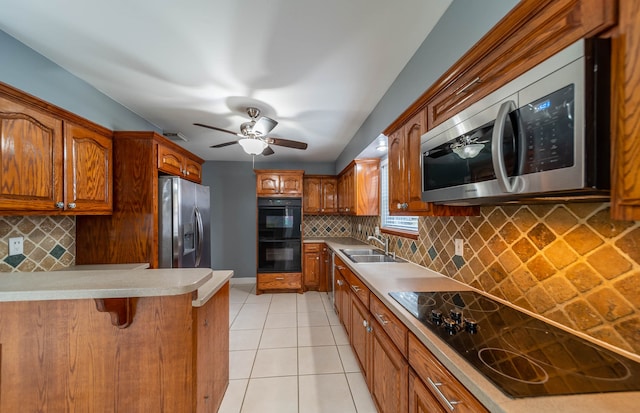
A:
[194,206,204,267]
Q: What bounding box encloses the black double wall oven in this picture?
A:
[257,198,302,273]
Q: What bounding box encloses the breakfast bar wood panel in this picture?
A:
[0,294,195,412]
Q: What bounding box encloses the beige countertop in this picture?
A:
[60,263,150,271]
[0,267,213,302]
[192,270,234,307]
[316,237,640,413]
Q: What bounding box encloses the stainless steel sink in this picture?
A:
[340,248,385,256]
[348,254,405,263]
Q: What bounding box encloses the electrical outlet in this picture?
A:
[454,238,464,257]
[9,236,24,256]
[358,224,362,232]
[374,226,380,236]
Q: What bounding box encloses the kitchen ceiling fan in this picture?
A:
[194,107,308,156]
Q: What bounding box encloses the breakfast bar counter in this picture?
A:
[0,267,233,412]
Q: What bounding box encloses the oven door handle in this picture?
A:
[491,100,521,193]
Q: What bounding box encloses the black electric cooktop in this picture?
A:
[389,291,640,398]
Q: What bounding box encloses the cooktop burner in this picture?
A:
[389,291,640,398]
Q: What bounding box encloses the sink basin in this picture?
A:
[347,254,405,263]
[340,248,385,256]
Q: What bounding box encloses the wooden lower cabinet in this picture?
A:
[408,333,488,413]
[370,318,409,413]
[303,243,322,291]
[409,368,447,413]
[256,272,303,294]
[350,291,370,378]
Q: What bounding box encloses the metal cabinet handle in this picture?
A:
[67,202,77,209]
[275,277,284,280]
[351,285,361,293]
[55,201,65,209]
[427,377,460,411]
[337,280,344,286]
[455,77,481,96]
[375,313,389,325]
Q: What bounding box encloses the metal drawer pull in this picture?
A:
[351,285,361,293]
[455,77,481,96]
[337,280,344,286]
[275,277,284,280]
[375,313,389,325]
[427,377,460,411]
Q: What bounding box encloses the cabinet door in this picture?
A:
[256,173,280,195]
[64,122,112,213]
[280,174,303,195]
[350,291,370,380]
[612,0,640,220]
[0,96,64,212]
[405,113,431,212]
[303,177,322,213]
[183,157,202,183]
[157,143,184,176]
[321,177,338,213]
[370,318,409,413]
[387,128,406,214]
[409,369,447,413]
[303,243,321,291]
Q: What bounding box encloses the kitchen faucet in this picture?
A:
[367,235,390,256]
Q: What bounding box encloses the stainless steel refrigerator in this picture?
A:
[158,176,211,268]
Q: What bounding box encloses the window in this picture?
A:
[380,158,418,233]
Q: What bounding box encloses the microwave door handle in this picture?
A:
[491,100,519,193]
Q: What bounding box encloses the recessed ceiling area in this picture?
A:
[0,0,452,162]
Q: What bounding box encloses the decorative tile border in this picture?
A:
[303,215,352,238]
[0,216,76,272]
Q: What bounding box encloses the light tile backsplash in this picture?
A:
[353,203,640,355]
[0,216,76,272]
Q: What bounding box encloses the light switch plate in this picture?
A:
[9,236,24,256]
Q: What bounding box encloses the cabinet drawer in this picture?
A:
[347,271,369,308]
[370,294,408,357]
[303,243,322,253]
[257,273,302,290]
[157,143,184,175]
[408,333,488,413]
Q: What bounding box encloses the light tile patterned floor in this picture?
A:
[219,282,377,413]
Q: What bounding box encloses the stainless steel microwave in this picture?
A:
[421,38,611,206]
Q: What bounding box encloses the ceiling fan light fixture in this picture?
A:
[238,138,268,155]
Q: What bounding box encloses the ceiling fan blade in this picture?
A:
[264,137,308,150]
[253,116,278,135]
[210,140,239,148]
[194,123,241,137]
[262,146,275,156]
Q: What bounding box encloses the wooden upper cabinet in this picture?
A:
[424,0,616,130]
[388,112,479,217]
[157,142,202,183]
[64,122,112,213]
[0,95,64,212]
[0,90,112,215]
[303,175,337,214]
[338,159,379,216]
[611,0,640,220]
[255,170,303,197]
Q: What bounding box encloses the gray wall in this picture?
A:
[202,161,334,277]
[0,30,158,132]
[336,0,520,172]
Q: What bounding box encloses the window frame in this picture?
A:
[379,157,419,239]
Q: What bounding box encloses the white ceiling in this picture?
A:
[0,0,451,162]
